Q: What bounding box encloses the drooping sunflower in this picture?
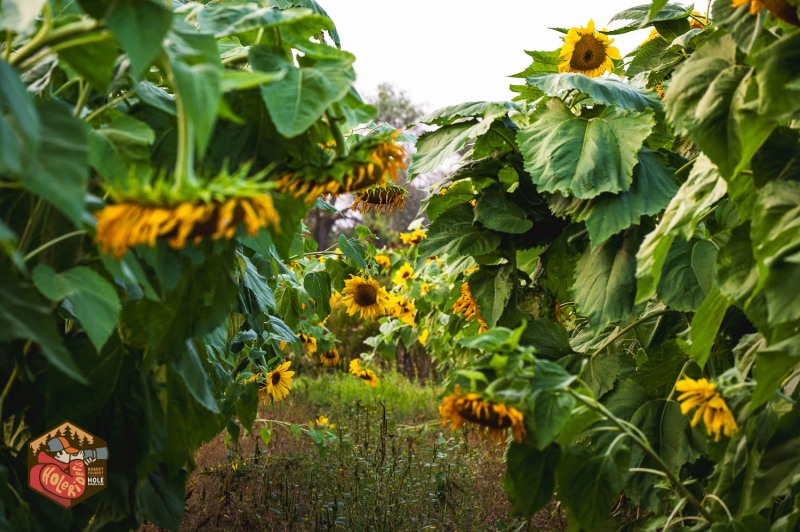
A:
[260,361,295,403]
[399,228,426,245]
[95,195,279,259]
[440,387,526,443]
[350,183,408,214]
[452,282,489,333]
[389,293,417,327]
[340,274,390,319]
[319,347,340,367]
[731,0,766,15]
[349,359,379,387]
[675,377,738,441]
[393,263,415,287]
[374,253,391,269]
[559,19,621,78]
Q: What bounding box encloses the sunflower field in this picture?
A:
[1,0,800,530]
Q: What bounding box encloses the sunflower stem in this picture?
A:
[160,54,197,190]
[23,230,87,262]
[10,16,101,68]
[84,91,134,122]
[589,309,674,358]
[326,103,348,159]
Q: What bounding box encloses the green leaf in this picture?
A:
[469,264,514,328]
[418,204,500,259]
[337,234,368,270]
[105,0,173,77]
[626,37,683,78]
[197,4,319,37]
[751,181,800,277]
[582,350,621,398]
[304,271,332,321]
[517,98,654,199]
[260,424,273,446]
[552,149,678,247]
[22,101,89,228]
[631,400,701,471]
[136,470,185,530]
[610,2,692,26]
[172,341,221,413]
[250,47,354,138]
[519,318,574,359]
[636,339,688,397]
[573,230,640,330]
[754,31,800,121]
[712,0,765,54]
[474,186,532,234]
[665,34,774,178]
[504,443,560,517]
[57,32,118,92]
[752,334,800,409]
[557,445,631,530]
[241,254,275,313]
[528,392,575,450]
[275,284,302,329]
[636,156,727,303]
[658,239,714,312]
[89,114,155,183]
[510,50,561,79]
[32,265,120,352]
[0,59,39,175]
[689,288,732,369]
[418,101,514,126]
[410,112,506,175]
[236,383,259,433]
[0,280,86,384]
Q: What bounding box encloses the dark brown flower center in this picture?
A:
[571,34,606,70]
[456,400,512,429]
[271,372,282,385]
[354,284,378,306]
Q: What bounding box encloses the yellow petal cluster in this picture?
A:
[559,19,621,78]
[452,282,488,333]
[393,262,415,287]
[399,229,426,245]
[319,347,340,367]
[350,183,407,214]
[259,361,295,403]
[348,359,379,388]
[388,293,416,327]
[439,386,526,443]
[340,274,390,319]
[95,195,279,258]
[675,377,738,441]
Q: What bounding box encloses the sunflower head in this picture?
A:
[675,377,738,441]
[374,254,392,269]
[558,19,621,78]
[452,282,489,333]
[389,293,417,327]
[350,183,408,214]
[348,358,379,387]
[340,274,390,319]
[298,332,317,353]
[399,228,426,246]
[439,387,526,443]
[393,263,415,287]
[260,360,295,403]
[319,347,340,367]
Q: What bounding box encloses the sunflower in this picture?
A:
[453,282,489,333]
[312,415,335,429]
[439,387,526,443]
[420,283,431,295]
[418,328,429,346]
[340,274,390,319]
[393,263,415,287]
[374,254,391,269]
[319,347,340,367]
[95,195,279,258]
[399,228,426,245]
[559,19,621,78]
[350,183,408,214]
[260,360,295,402]
[297,333,317,353]
[675,377,738,441]
[389,293,417,327]
[349,359,379,387]
[731,0,765,15]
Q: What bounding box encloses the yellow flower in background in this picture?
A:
[731,0,765,15]
[261,361,295,402]
[439,387,526,443]
[452,282,488,333]
[418,328,429,346]
[399,229,426,245]
[298,333,317,353]
[393,263,415,287]
[675,377,738,441]
[319,347,340,367]
[374,254,391,269]
[389,293,417,327]
[350,183,408,214]
[349,359,379,387]
[641,27,662,46]
[312,415,335,428]
[341,274,390,319]
[420,283,431,295]
[689,11,707,29]
[95,195,280,258]
[558,19,621,78]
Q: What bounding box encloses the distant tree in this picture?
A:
[366,83,425,131]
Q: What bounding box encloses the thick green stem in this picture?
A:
[10,18,101,67]
[84,92,134,122]
[674,156,698,177]
[570,391,713,523]
[73,81,90,117]
[160,55,196,189]
[590,309,674,358]
[327,102,348,159]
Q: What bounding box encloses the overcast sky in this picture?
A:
[324,1,686,112]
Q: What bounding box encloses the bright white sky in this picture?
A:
[324,1,691,112]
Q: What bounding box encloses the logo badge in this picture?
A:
[28,421,108,508]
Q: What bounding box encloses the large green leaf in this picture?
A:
[172,341,221,413]
[751,181,800,277]
[418,101,513,126]
[418,204,500,259]
[136,470,185,530]
[503,443,560,517]
[89,114,155,183]
[0,280,86,384]
[22,101,89,228]
[626,36,683,78]
[752,334,800,408]
[573,229,640,330]
[32,265,121,352]
[630,400,701,471]
[557,445,631,530]
[517,98,654,199]
[712,0,765,54]
[0,59,39,175]
[636,156,727,303]
[754,31,800,121]
[552,149,677,247]
[658,239,714,312]
[424,180,475,222]
[716,224,758,305]
[610,2,692,26]
[241,254,276,313]
[337,234,368,270]
[197,4,319,37]
[251,47,354,138]
[474,186,532,234]
[689,288,732,369]
[105,0,173,77]
[303,271,332,321]
[527,391,576,450]
[665,34,774,178]
[469,264,514,328]
[275,283,302,329]
[57,32,118,92]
